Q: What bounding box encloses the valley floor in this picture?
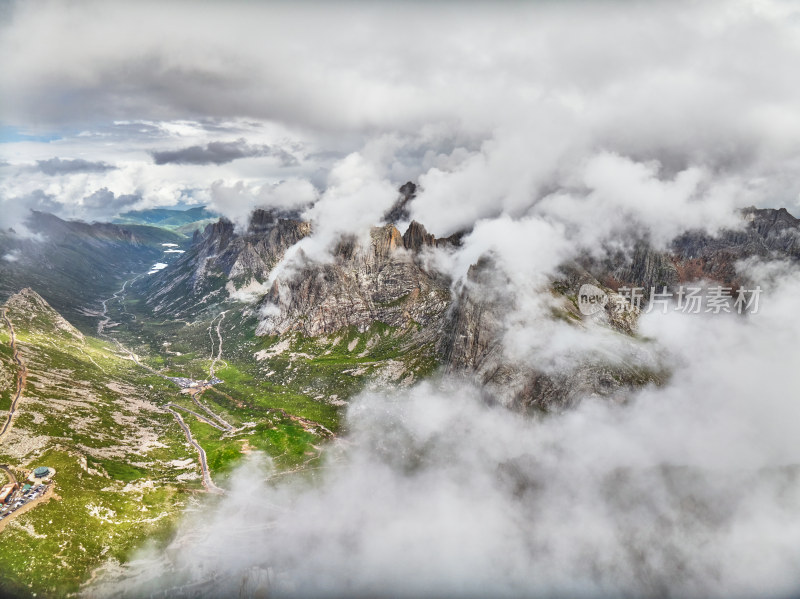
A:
[0,256,438,597]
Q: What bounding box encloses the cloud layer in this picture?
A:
[2,0,800,231]
[91,263,800,597]
[36,157,114,175]
[151,138,297,166]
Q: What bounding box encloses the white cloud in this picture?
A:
[535,152,746,251]
[97,263,800,596]
[3,0,800,229]
[209,178,318,229]
[269,150,398,274]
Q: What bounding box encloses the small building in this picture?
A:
[21,484,31,493]
[33,467,50,478]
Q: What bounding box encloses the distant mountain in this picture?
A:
[143,210,311,318]
[583,206,800,298]
[113,206,218,234]
[0,211,186,330]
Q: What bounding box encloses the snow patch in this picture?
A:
[147,262,168,275]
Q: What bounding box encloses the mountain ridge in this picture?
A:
[0,211,186,330]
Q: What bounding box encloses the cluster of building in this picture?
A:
[167,376,223,389]
[0,466,52,524]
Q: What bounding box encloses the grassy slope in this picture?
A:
[0,238,443,594]
[110,282,441,478]
[0,302,197,598]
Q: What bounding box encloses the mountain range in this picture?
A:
[0,186,798,596]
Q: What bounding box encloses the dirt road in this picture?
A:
[0,309,27,442]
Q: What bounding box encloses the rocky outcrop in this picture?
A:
[143,210,310,317]
[401,221,462,252]
[256,224,451,339]
[438,257,656,412]
[581,208,800,295]
[4,288,84,342]
[383,181,417,224]
[668,207,800,287]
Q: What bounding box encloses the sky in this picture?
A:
[3,0,800,235]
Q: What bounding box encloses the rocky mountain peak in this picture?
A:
[402,221,436,251]
[202,218,236,250]
[247,208,278,234]
[373,223,405,258]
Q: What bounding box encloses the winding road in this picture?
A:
[0,308,27,443]
[0,464,17,486]
[165,407,223,494]
[97,278,232,493]
[187,392,235,432]
[208,310,228,380]
[167,403,229,432]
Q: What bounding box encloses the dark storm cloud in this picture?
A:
[16,189,61,214]
[36,157,115,175]
[82,188,141,219]
[0,189,61,233]
[0,187,141,230]
[150,138,297,166]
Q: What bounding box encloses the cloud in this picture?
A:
[150,138,297,166]
[93,260,800,597]
[0,189,61,232]
[36,157,114,175]
[81,187,141,220]
[533,152,746,252]
[209,177,318,228]
[3,0,800,230]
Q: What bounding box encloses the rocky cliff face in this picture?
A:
[434,207,800,412]
[669,207,800,286]
[580,207,800,296]
[438,258,657,412]
[143,209,310,317]
[141,201,800,413]
[256,222,452,342]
